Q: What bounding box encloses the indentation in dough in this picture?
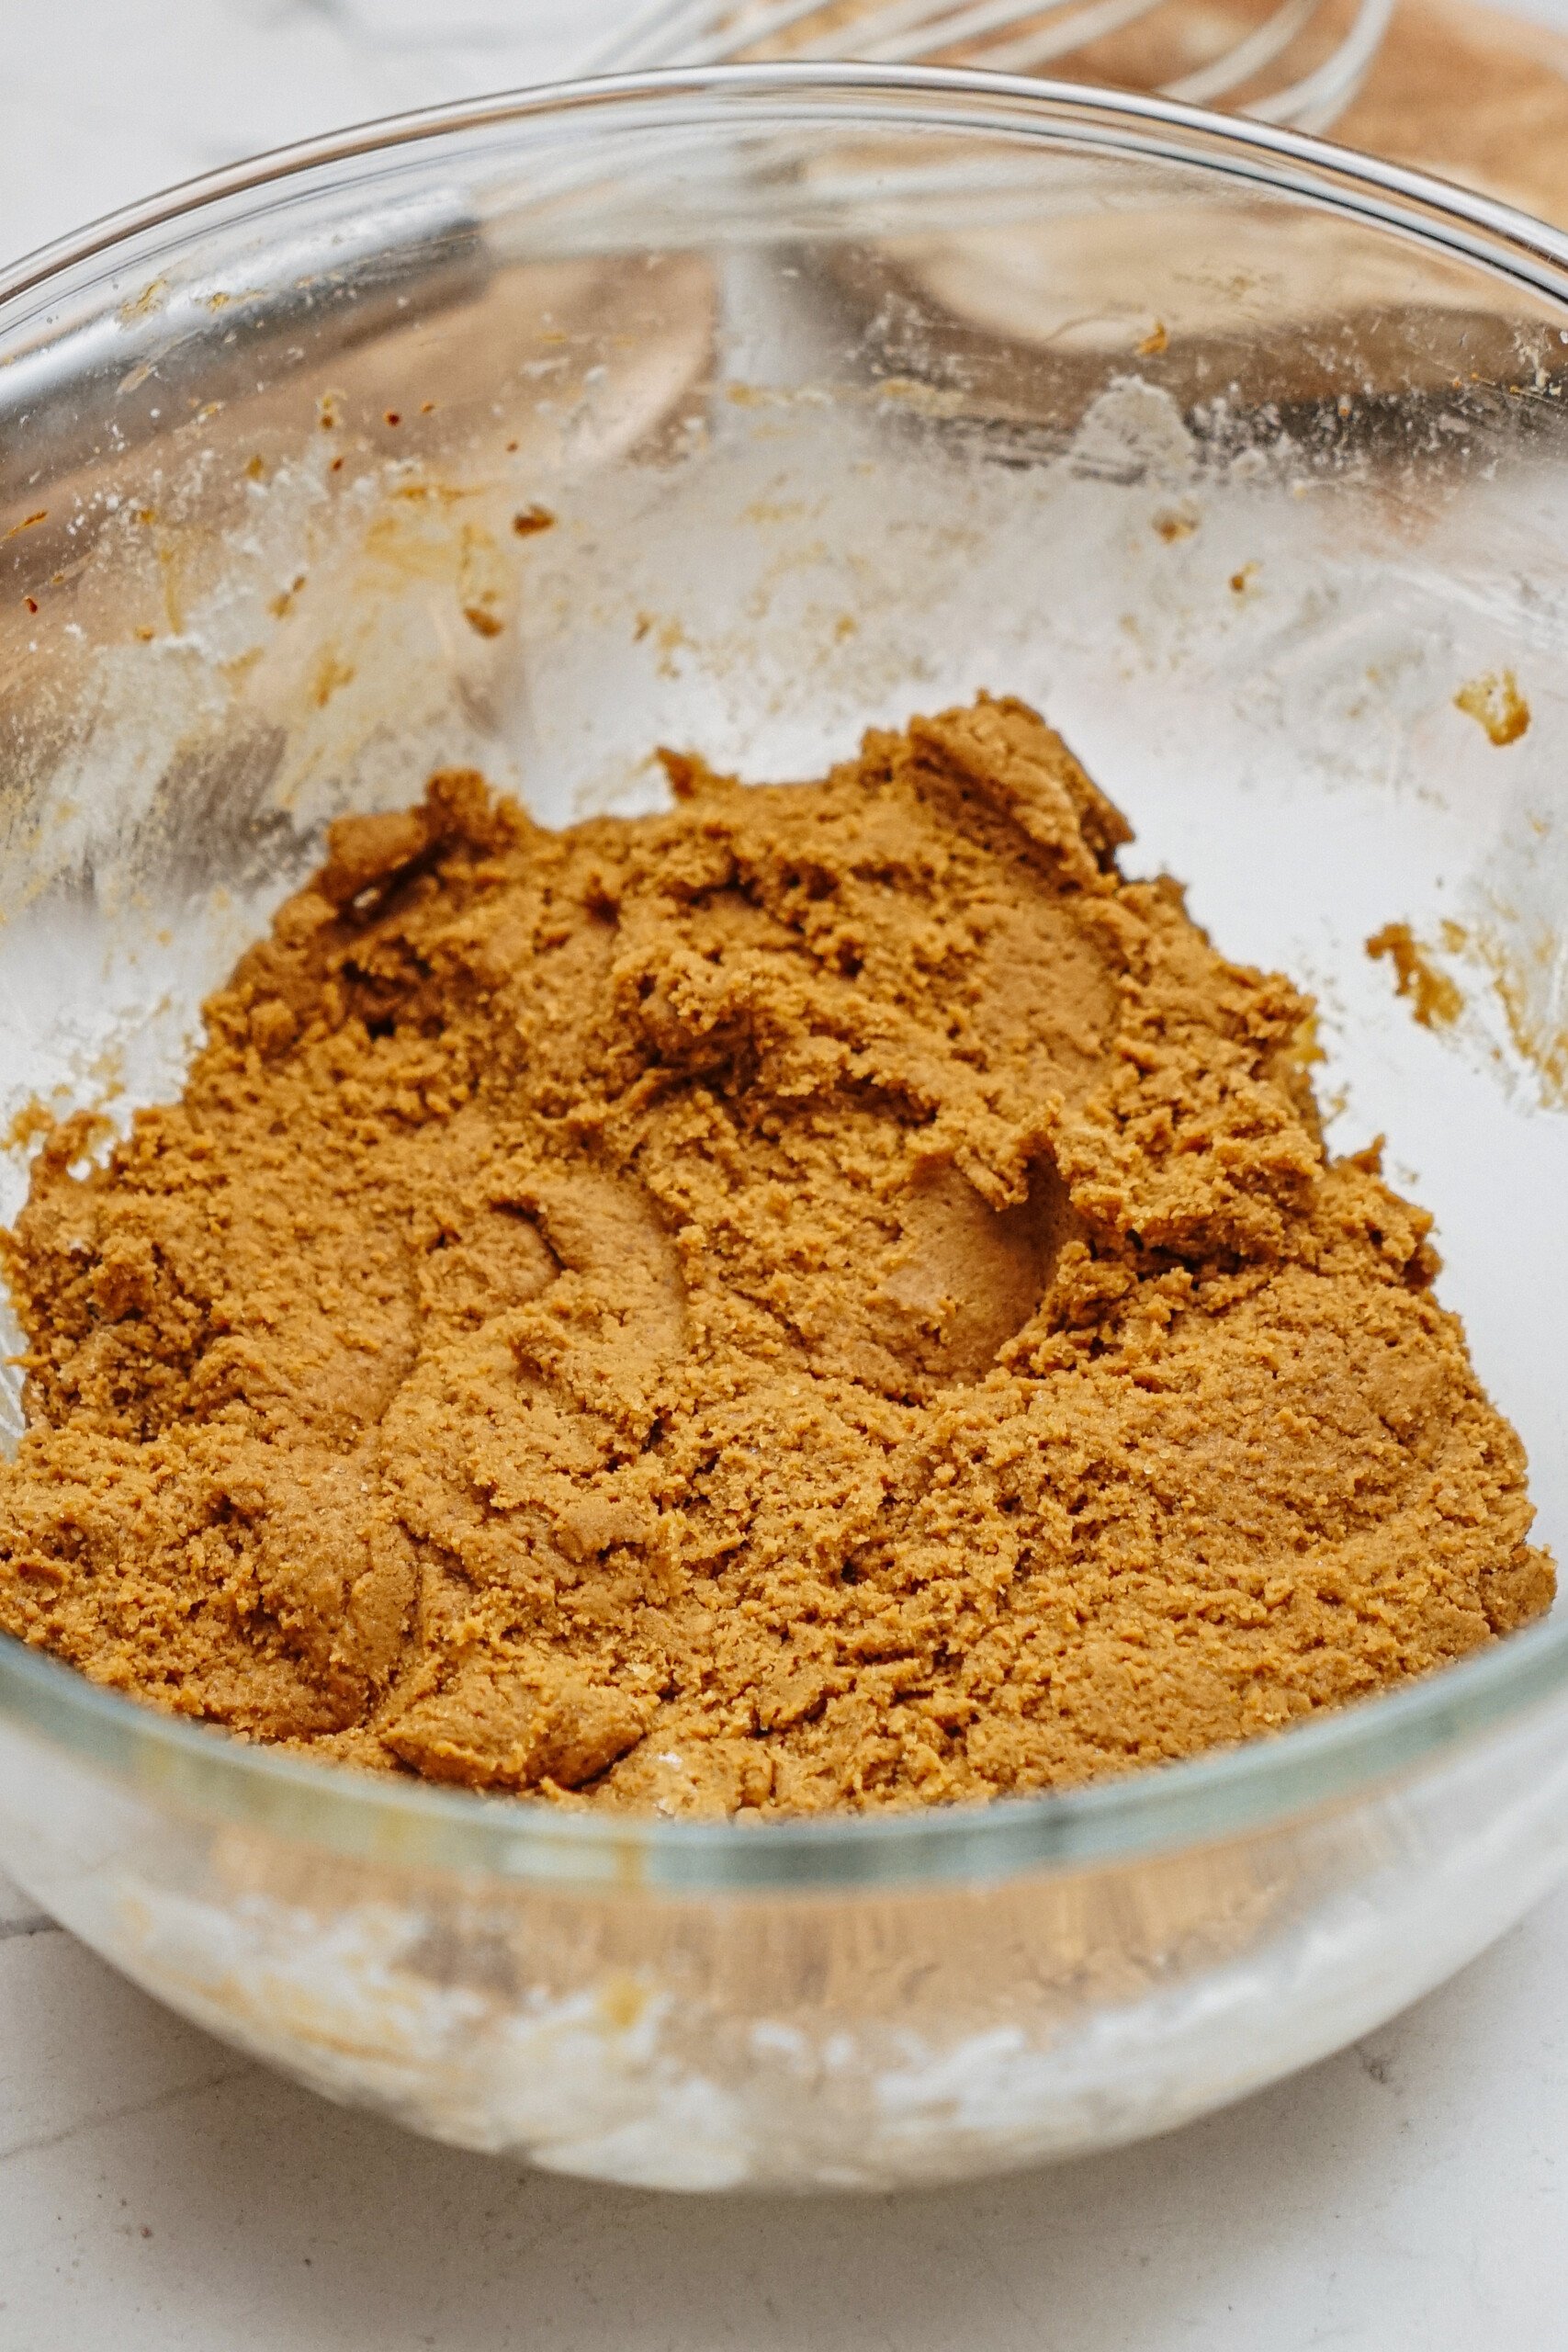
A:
[872,1157,1073,1383]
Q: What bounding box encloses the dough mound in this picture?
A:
[0,698,1551,1814]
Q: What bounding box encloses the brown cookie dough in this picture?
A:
[0,697,1552,1814]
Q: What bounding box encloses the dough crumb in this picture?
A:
[1367,920,1465,1028]
[1454,668,1530,746]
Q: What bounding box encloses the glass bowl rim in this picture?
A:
[3,62,1567,1894]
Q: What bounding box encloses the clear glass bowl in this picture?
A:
[2,66,1568,2193]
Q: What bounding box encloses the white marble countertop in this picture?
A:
[6,5,1568,2346]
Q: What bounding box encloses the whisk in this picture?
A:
[585,0,1395,133]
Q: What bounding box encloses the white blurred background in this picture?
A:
[0,0,614,266]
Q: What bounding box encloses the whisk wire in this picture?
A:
[812,1,981,62]
[861,0,1101,60]
[976,0,1175,75]
[1160,0,1315,104]
[587,0,738,70]
[1245,0,1394,125]
[584,0,1392,130]
[678,0,880,65]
